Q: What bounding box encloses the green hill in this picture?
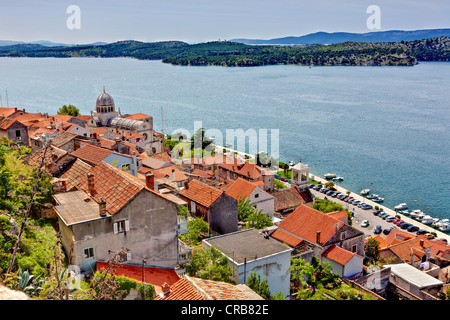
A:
[0,37,448,67]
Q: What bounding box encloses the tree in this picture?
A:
[57,104,80,117]
[247,272,285,300]
[365,238,380,262]
[313,198,343,213]
[179,216,209,246]
[237,197,273,229]
[183,246,234,283]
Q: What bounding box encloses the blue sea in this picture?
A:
[0,57,449,219]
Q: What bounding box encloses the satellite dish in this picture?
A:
[367,265,380,273]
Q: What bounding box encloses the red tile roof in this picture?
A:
[76,161,178,215]
[270,229,303,247]
[150,164,187,182]
[179,179,223,208]
[219,161,265,180]
[96,262,180,293]
[71,144,113,165]
[154,278,205,300]
[272,205,344,246]
[0,117,17,130]
[322,245,361,266]
[75,161,144,215]
[59,158,92,191]
[124,113,152,120]
[225,178,258,200]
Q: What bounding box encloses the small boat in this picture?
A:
[367,194,379,199]
[324,173,337,179]
[360,189,370,195]
[421,216,434,225]
[439,223,450,232]
[409,210,422,219]
[373,197,384,203]
[332,177,344,181]
[394,203,408,210]
[399,210,410,216]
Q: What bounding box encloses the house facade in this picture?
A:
[270,205,365,278]
[0,117,29,146]
[203,229,293,298]
[178,179,238,235]
[225,178,275,218]
[53,161,180,273]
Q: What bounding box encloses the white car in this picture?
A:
[361,220,370,227]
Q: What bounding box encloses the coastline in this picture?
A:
[212,144,450,242]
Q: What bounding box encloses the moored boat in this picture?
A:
[367,194,379,199]
[324,173,337,179]
[373,197,384,203]
[394,203,408,210]
[360,189,370,195]
[333,177,344,181]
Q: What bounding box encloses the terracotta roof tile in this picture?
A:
[154,278,205,300]
[225,178,258,200]
[271,187,305,212]
[273,205,344,245]
[179,179,223,208]
[59,158,92,190]
[0,117,16,130]
[71,144,113,165]
[322,245,360,265]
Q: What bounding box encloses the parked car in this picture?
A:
[400,222,412,229]
[395,219,405,226]
[313,185,322,191]
[309,184,316,188]
[361,220,370,228]
[326,190,334,196]
[353,200,361,206]
[274,174,281,180]
[416,229,428,235]
[425,233,436,239]
[331,192,339,198]
[374,225,382,234]
[383,226,397,235]
[361,204,373,210]
[281,177,288,182]
[386,216,396,223]
[373,210,382,216]
[407,225,419,232]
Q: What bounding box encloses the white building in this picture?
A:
[203,229,293,298]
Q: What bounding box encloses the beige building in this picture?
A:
[86,88,163,154]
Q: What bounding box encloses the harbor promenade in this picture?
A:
[310,174,450,242]
[211,144,449,241]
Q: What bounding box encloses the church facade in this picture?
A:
[86,88,163,154]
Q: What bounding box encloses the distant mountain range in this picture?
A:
[0,40,108,47]
[231,28,450,45]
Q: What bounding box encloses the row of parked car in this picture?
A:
[309,184,373,210]
[371,210,437,239]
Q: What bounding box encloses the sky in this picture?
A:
[0,0,449,44]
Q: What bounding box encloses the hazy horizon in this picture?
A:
[0,1,449,44]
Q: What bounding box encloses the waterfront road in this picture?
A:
[307,178,450,242]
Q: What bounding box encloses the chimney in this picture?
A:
[184,181,189,189]
[87,173,95,195]
[172,169,175,180]
[419,239,424,247]
[316,231,321,244]
[98,198,107,217]
[145,173,154,190]
[161,282,171,295]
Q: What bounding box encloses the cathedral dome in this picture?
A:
[96,87,115,113]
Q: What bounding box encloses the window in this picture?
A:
[255,193,259,198]
[15,130,21,137]
[113,219,130,234]
[340,232,346,240]
[191,202,196,214]
[83,247,94,259]
[352,245,357,253]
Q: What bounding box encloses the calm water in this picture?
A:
[0,57,449,219]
